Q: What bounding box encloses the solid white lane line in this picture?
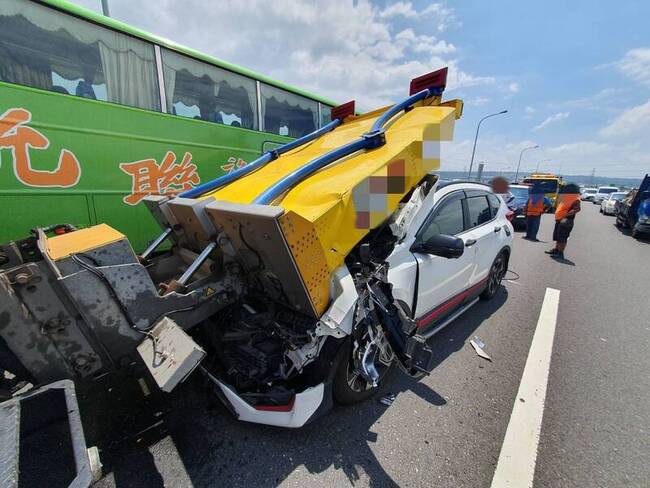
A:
[490,287,561,488]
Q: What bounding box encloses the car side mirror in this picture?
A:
[411,234,464,259]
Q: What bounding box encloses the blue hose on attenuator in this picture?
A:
[253,88,436,205]
[179,118,342,199]
[369,87,437,133]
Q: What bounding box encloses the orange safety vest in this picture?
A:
[526,198,545,216]
[555,194,580,221]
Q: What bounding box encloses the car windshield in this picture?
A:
[510,187,529,201]
[599,188,618,194]
[610,193,626,201]
[584,189,596,194]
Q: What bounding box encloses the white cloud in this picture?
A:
[379,1,418,18]
[69,0,488,110]
[533,112,570,131]
[617,47,650,87]
[544,140,650,177]
[443,135,648,178]
[523,106,536,119]
[600,99,650,139]
[421,3,460,31]
[466,96,491,106]
[554,88,627,114]
[378,2,459,31]
[508,82,519,93]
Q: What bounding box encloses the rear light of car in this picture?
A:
[506,210,515,222]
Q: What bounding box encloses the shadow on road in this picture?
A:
[551,255,576,266]
[88,287,509,488]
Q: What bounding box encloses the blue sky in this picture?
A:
[73,0,650,178]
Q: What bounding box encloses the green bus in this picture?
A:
[0,0,337,250]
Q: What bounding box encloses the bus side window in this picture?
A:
[161,49,258,130]
[0,0,160,111]
[320,105,333,128]
[260,84,319,137]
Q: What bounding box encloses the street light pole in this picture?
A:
[468,110,508,180]
[101,0,110,16]
[514,145,539,182]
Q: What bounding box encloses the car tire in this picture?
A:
[480,252,507,301]
[615,219,622,228]
[632,228,639,239]
[332,336,394,405]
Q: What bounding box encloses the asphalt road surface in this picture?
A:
[93,203,649,488]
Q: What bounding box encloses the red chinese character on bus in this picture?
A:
[220,156,248,173]
[120,151,200,205]
[0,108,81,188]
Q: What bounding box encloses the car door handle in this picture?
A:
[493,226,502,233]
[465,239,476,247]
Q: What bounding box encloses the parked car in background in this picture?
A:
[600,192,627,215]
[506,184,530,229]
[593,186,619,204]
[581,188,597,201]
[616,175,650,239]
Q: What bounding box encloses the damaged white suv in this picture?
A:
[326,179,513,408]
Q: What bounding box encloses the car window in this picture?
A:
[419,196,464,241]
[487,193,501,218]
[466,196,492,229]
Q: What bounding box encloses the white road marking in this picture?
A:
[491,287,560,488]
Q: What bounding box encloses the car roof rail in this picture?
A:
[436,180,492,190]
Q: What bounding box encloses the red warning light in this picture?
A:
[409,67,448,95]
[331,100,355,121]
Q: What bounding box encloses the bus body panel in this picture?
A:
[0,82,290,250]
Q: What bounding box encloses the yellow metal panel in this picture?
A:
[278,211,331,315]
[201,98,460,314]
[45,224,125,261]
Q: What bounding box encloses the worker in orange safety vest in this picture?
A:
[545,183,581,260]
[524,185,545,241]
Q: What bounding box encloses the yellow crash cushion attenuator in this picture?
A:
[45,224,125,261]
[203,100,461,315]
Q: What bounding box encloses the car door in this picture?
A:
[412,190,476,328]
[462,191,502,285]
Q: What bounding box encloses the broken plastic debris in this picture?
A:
[379,393,396,406]
[470,337,491,361]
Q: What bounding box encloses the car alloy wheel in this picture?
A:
[481,253,506,300]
